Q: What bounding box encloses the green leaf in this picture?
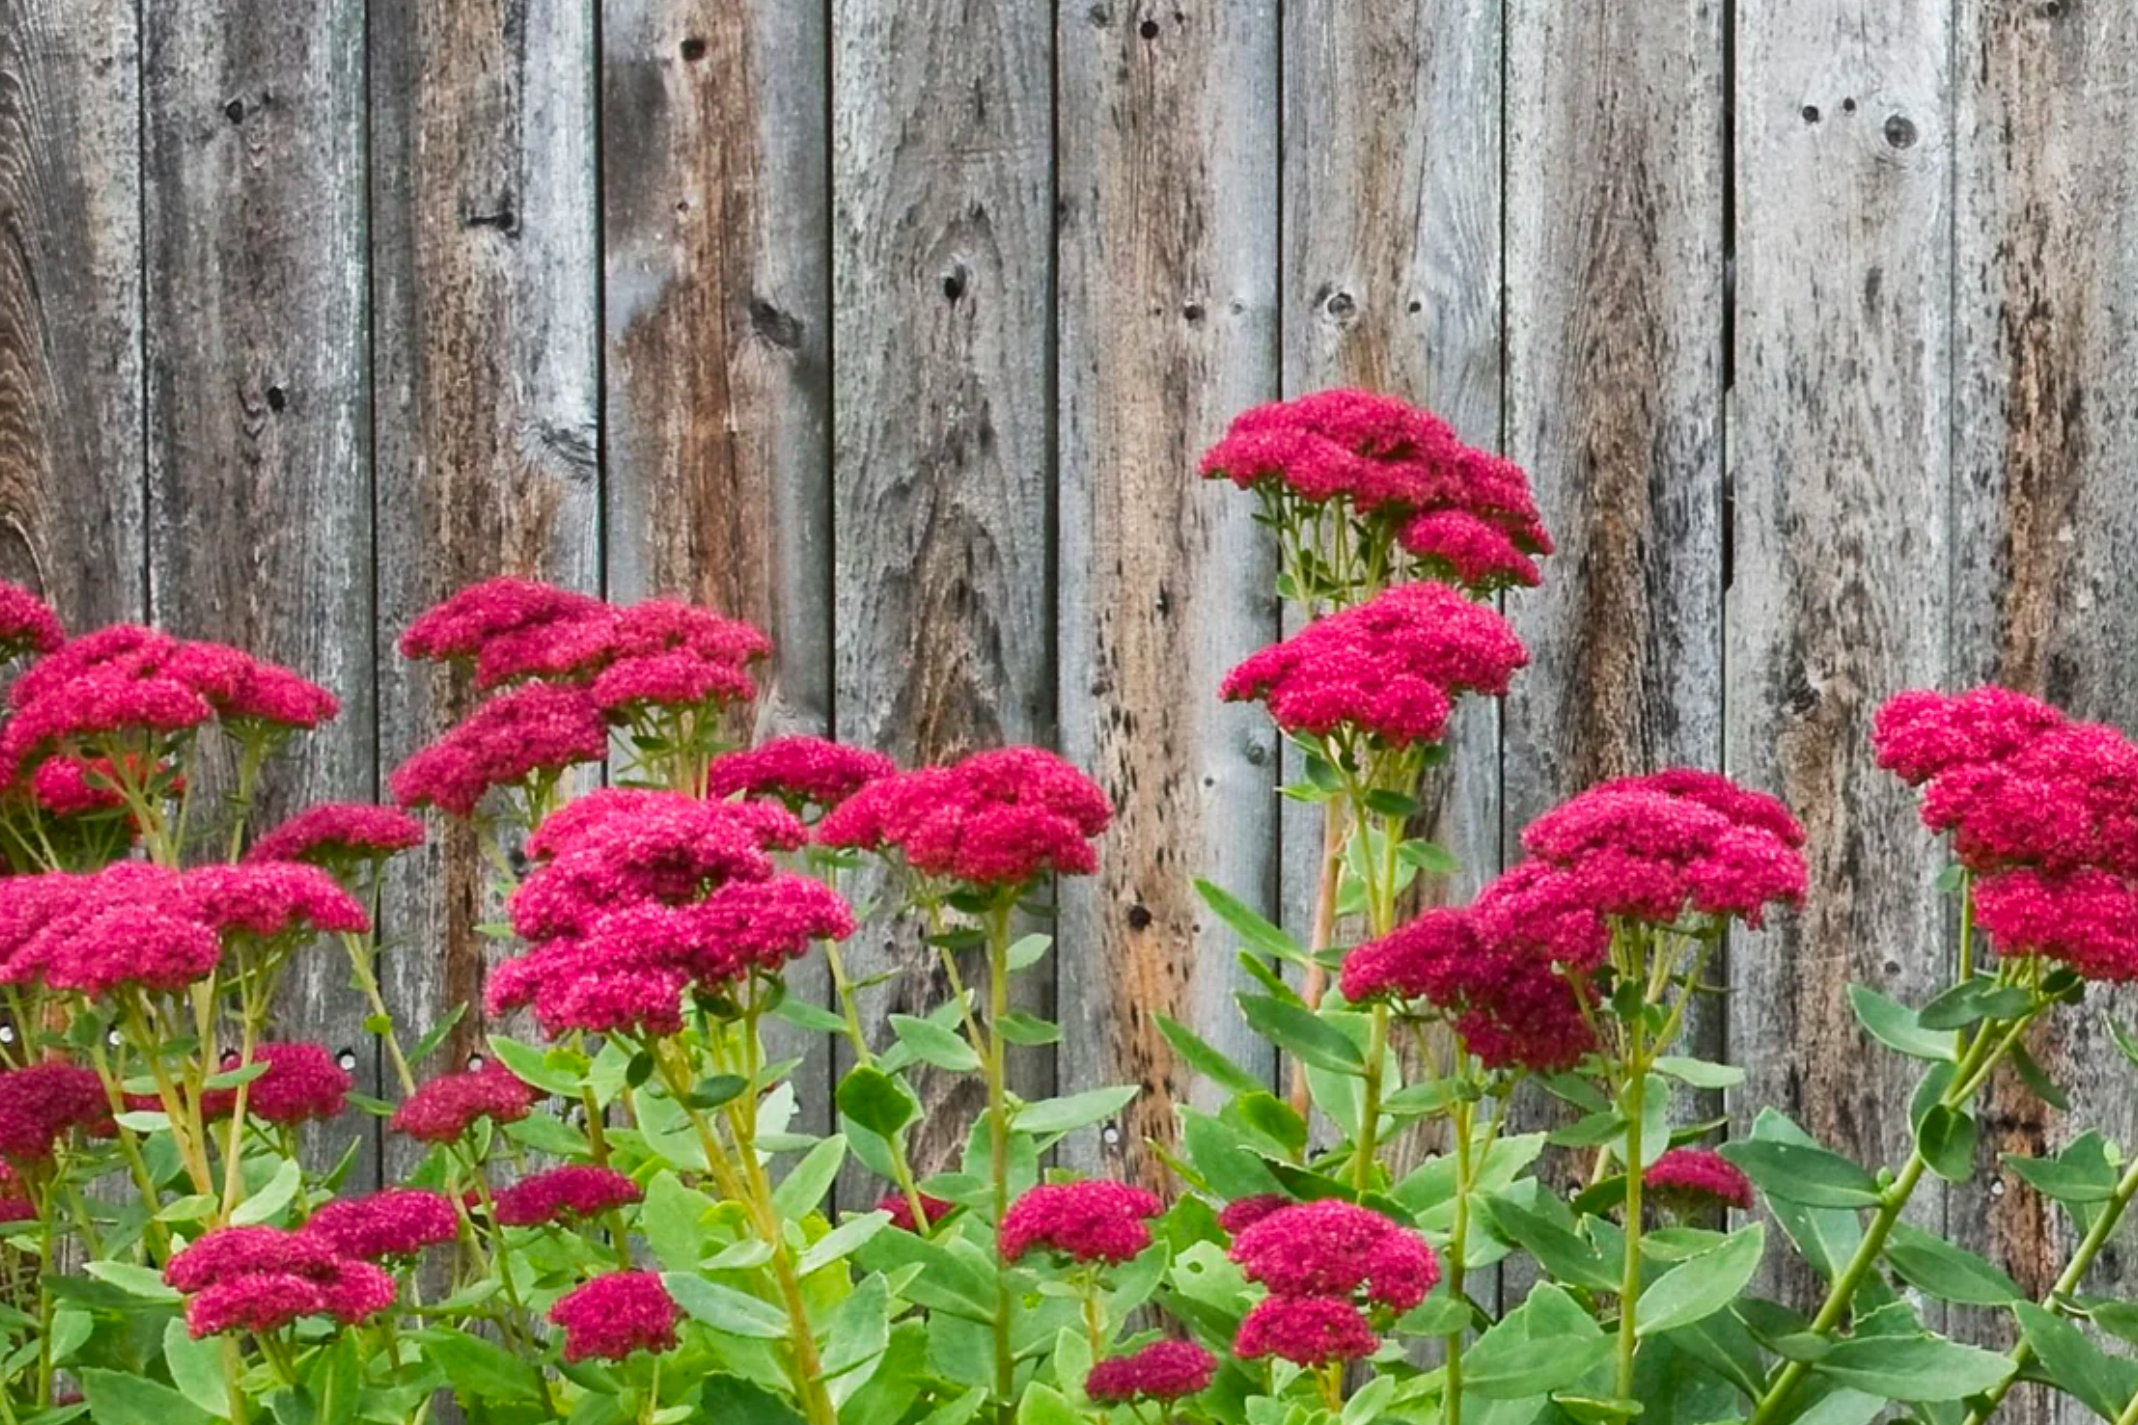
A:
[163,1319,229,1419]
[800,1211,891,1275]
[77,1370,217,1425]
[1364,789,1418,819]
[684,1074,749,1110]
[1719,1138,1882,1208]
[1636,1223,1765,1337]
[1017,1085,1139,1136]
[1485,1196,1618,1291]
[823,1274,892,1396]
[1181,1109,1284,1201]
[1881,1223,2023,1305]
[1744,1111,1866,1281]
[484,1032,583,1095]
[640,1170,713,1274]
[1650,1056,1746,1089]
[408,1002,468,1067]
[1238,994,1362,1073]
[1193,879,1303,964]
[1156,1015,1266,1099]
[1918,977,2033,1032]
[2015,1302,2130,1420]
[996,1012,1061,1046]
[1810,1334,2015,1401]
[2009,1038,2072,1111]
[1915,1104,1978,1183]
[1847,985,1957,1062]
[1016,1384,1081,1425]
[1006,934,1053,971]
[772,1135,847,1218]
[2003,1147,2118,1203]
[700,1374,810,1425]
[231,1155,304,1225]
[1396,839,1462,875]
[85,1260,182,1302]
[503,1111,592,1157]
[889,1015,981,1072]
[837,1065,920,1140]
[1463,1283,1613,1399]
[665,1275,791,1338]
[773,997,851,1036]
[416,1328,541,1403]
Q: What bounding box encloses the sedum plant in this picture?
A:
[0,387,2126,1425]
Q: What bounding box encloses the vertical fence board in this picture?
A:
[1729,4,1953,1305]
[370,0,601,1140]
[142,0,375,1166]
[831,0,1054,1177]
[602,0,834,1134]
[1952,5,2138,1406]
[0,2,144,628]
[1056,0,1279,1180]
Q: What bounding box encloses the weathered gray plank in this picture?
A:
[1277,0,1504,1072]
[830,0,1054,1177]
[1950,6,2138,1412]
[0,1,144,628]
[370,0,601,1154]
[1728,5,1953,1307]
[1056,0,1280,1182]
[142,0,374,1165]
[602,0,833,1135]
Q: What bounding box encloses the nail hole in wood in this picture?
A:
[224,98,245,123]
[1801,104,1820,124]
[1325,290,1356,319]
[680,36,707,61]
[1407,299,1422,313]
[337,1049,358,1071]
[1841,97,1857,113]
[1138,18,1159,39]
[265,385,287,412]
[1182,302,1204,322]
[1127,904,1153,930]
[1883,114,1918,147]
[941,267,967,302]
[466,1053,486,1071]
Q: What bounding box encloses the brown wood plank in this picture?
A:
[370,0,601,1164]
[1728,5,1953,1306]
[602,0,833,1134]
[141,0,375,1166]
[1055,0,1280,1182]
[1950,6,2138,1412]
[830,0,1054,1177]
[0,2,145,628]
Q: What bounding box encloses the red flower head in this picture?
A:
[877,1191,955,1233]
[1220,581,1528,747]
[1217,1194,1292,1234]
[247,803,427,867]
[163,641,340,729]
[1974,867,2138,982]
[548,1271,680,1363]
[1234,1295,1379,1365]
[816,747,1112,888]
[1644,1148,1753,1213]
[0,1164,34,1222]
[999,1180,1162,1264]
[707,736,898,813]
[165,1225,345,1294]
[1340,907,1481,1005]
[204,1043,353,1126]
[492,1165,643,1228]
[0,863,222,998]
[1228,1199,1439,1310]
[1918,722,2138,878]
[399,576,608,669]
[0,1063,111,1163]
[1873,686,2067,787]
[1086,1340,1219,1403]
[0,583,63,660]
[302,1188,461,1261]
[1468,862,1611,971]
[183,863,370,940]
[388,1062,538,1144]
[388,683,608,817]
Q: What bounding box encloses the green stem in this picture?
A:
[459,1165,560,1417]
[344,931,416,1096]
[1353,1003,1389,1193]
[826,938,934,1232]
[1616,1015,1648,1400]
[222,1337,252,1425]
[1445,1096,1475,1425]
[985,902,1016,1420]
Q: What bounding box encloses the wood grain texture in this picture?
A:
[830,0,1053,1177]
[142,0,374,1164]
[1728,2,1953,1305]
[1055,0,1279,1182]
[1950,4,2138,1406]
[602,0,834,1134]
[0,1,144,628]
[370,0,600,1156]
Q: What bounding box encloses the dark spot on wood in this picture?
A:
[1325,290,1356,319]
[264,385,286,413]
[224,97,245,123]
[2039,0,2064,14]
[942,264,967,302]
[1801,104,1820,123]
[1182,302,1204,322]
[1127,904,1152,930]
[1863,265,1883,312]
[1407,299,1422,313]
[1138,18,1159,39]
[749,298,803,350]
[1842,97,1857,113]
[465,195,518,235]
[1883,114,1918,148]
[1243,741,1269,766]
[679,36,707,61]
[1088,3,1110,25]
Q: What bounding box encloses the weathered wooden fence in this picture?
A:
[4,0,2135,1368]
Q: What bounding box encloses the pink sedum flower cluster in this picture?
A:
[201,1043,352,1126]
[999,1180,1161,1265]
[246,802,426,867]
[1220,581,1527,748]
[707,735,897,814]
[0,1063,111,1163]
[1644,1148,1753,1213]
[389,683,608,817]
[817,746,1112,888]
[1200,390,1553,591]
[877,1191,956,1233]
[302,1188,461,1261]
[1085,1339,1219,1403]
[0,583,63,662]
[165,1225,397,1338]
[1227,1200,1437,1367]
[1876,688,2138,979]
[488,790,851,1038]
[492,1165,643,1228]
[388,1061,538,1144]
[547,1270,680,1362]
